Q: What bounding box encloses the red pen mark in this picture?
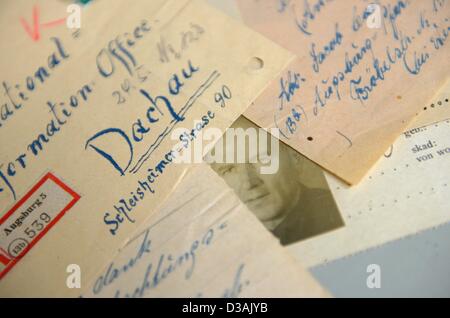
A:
[41,17,66,28]
[20,5,40,41]
[20,5,67,42]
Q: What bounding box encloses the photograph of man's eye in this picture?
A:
[208,116,344,245]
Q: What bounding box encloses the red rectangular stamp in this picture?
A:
[0,172,80,279]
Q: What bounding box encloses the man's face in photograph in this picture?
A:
[211,144,301,229]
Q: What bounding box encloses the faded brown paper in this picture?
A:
[237,0,450,184]
[0,0,293,296]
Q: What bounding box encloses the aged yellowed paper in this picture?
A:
[288,81,450,267]
[0,0,294,296]
[237,0,450,184]
[83,165,329,298]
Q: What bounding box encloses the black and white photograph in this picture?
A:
[209,116,344,245]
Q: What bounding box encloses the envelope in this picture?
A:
[0,0,293,296]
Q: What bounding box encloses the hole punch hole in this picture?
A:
[307,136,314,141]
[247,57,264,72]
